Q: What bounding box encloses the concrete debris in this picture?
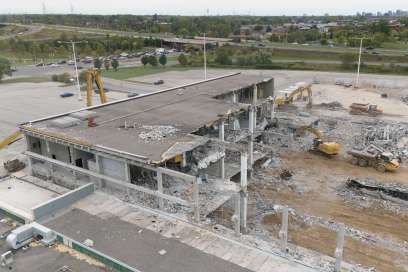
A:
[139,125,179,142]
[347,178,408,203]
[83,238,94,247]
[3,159,25,173]
[158,249,167,255]
[279,169,293,180]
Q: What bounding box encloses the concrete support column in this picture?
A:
[335,224,345,272]
[270,98,276,121]
[45,140,55,174]
[219,120,225,142]
[220,157,225,180]
[252,85,258,105]
[248,107,254,134]
[232,91,238,104]
[193,177,201,223]
[69,146,78,183]
[95,154,104,188]
[240,152,248,232]
[233,118,240,131]
[124,163,131,183]
[279,207,289,252]
[157,171,164,209]
[27,156,33,175]
[181,152,187,168]
[232,193,241,236]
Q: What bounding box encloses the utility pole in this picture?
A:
[203,8,209,80]
[203,33,207,80]
[58,40,87,101]
[354,37,367,88]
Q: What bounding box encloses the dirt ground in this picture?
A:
[252,83,408,271]
[254,152,408,271]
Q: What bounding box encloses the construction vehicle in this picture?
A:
[347,144,400,172]
[275,82,312,106]
[0,131,22,150]
[86,68,107,107]
[349,103,383,117]
[297,126,340,155]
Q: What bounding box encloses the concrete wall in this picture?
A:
[48,142,71,163]
[32,183,94,220]
[99,156,127,180]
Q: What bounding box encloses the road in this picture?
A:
[0,23,43,40]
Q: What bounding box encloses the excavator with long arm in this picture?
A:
[297,126,340,156]
[86,68,107,107]
[275,82,312,106]
[1,68,107,150]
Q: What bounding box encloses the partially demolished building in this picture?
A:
[19,73,274,233]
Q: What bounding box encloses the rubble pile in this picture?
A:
[139,125,179,142]
[358,122,408,159]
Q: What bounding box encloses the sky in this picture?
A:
[1,0,408,16]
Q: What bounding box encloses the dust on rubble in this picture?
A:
[262,213,408,272]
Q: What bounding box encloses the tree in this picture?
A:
[148,55,158,66]
[0,57,11,82]
[104,59,110,70]
[215,48,232,65]
[339,53,355,69]
[141,55,148,67]
[159,54,167,66]
[94,58,102,69]
[177,53,188,66]
[111,59,119,71]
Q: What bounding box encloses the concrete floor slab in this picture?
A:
[0,177,59,219]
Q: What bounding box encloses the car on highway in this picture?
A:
[366,46,375,50]
[35,63,44,67]
[60,92,74,98]
[67,60,75,65]
[57,60,67,64]
[50,63,59,68]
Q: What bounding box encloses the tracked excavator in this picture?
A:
[86,68,107,107]
[275,82,312,106]
[297,126,340,156]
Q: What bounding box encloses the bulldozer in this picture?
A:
[297,126,340,156]
[347,144,400,172]
[349,103,383,117]
[275,82,312,107]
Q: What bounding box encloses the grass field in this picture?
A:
[1,76,50,84]
[102,65,196,80]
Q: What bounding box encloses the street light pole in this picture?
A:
[58,40,87,101]
[203,32,207,80]
[354,37,367,89]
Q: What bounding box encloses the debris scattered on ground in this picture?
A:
[3,159,25,173]
[279,169,293,180]
[158,249,167,255]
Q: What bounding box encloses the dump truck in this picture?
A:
[349,103,383,116]
[347,144,400,172]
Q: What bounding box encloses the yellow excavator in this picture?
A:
[86,68,107,107]
[275,82,312,106]
[0,68,107,150]
[0,131,23,150]
[297,126,340,156]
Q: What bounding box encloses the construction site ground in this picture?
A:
[248,82,408,271]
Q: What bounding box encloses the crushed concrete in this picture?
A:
[139,125,179,142]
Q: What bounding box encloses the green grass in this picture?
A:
[1,76,50,84]
[101,65,196,80]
